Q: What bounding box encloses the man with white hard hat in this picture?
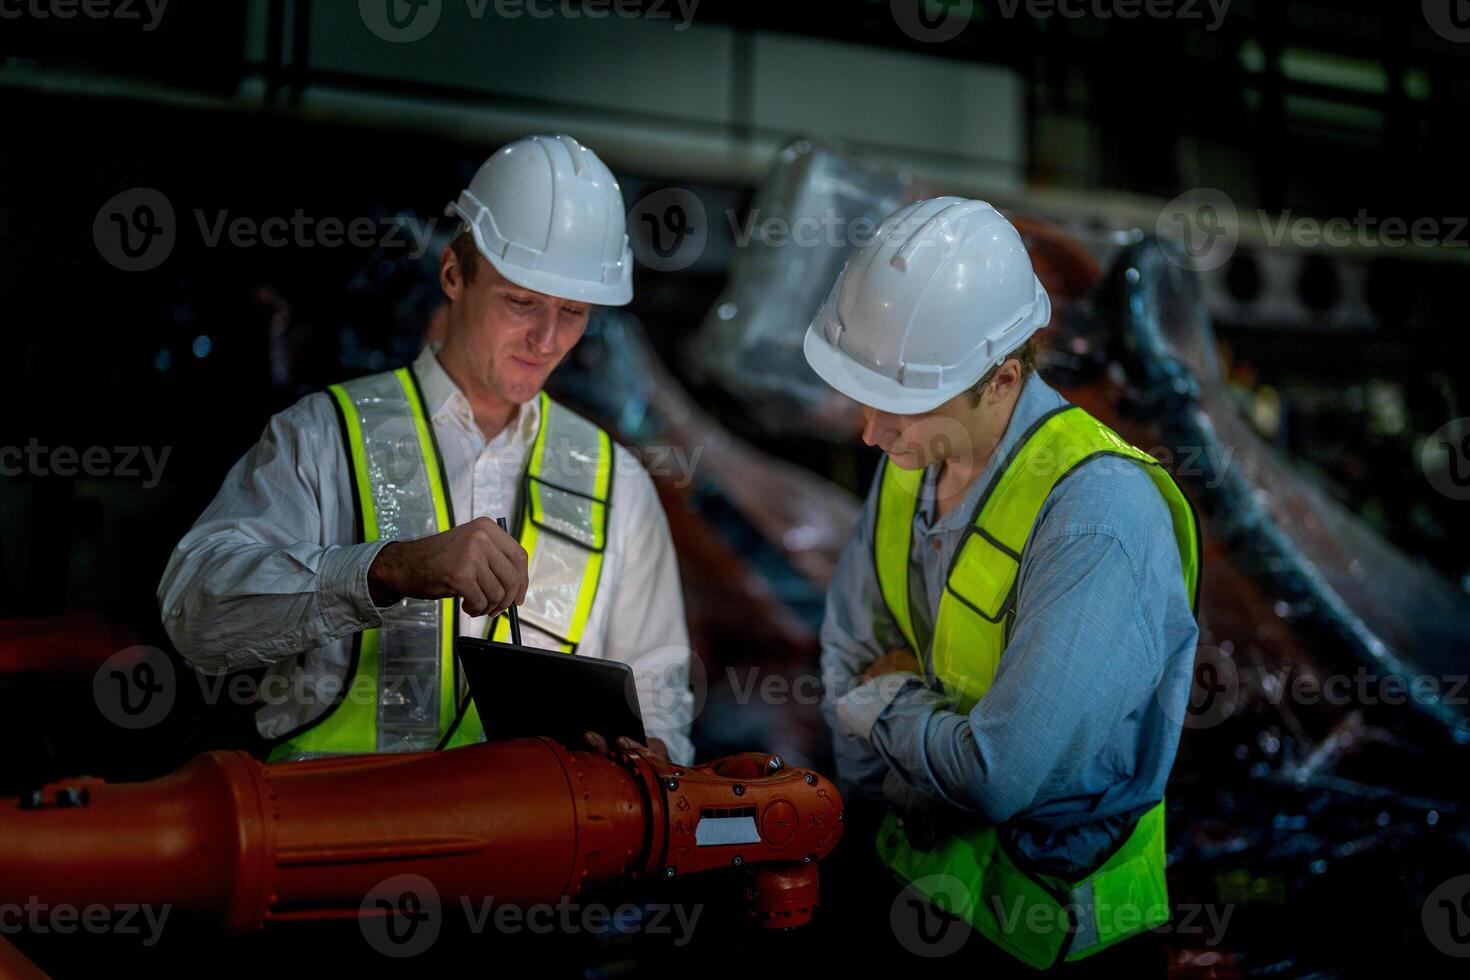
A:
[808,197,1200,974]
[159,134,694,764]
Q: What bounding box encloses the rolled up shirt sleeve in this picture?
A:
[602,451,696,767]
[157,394,388,674]
[868,492,1183,826]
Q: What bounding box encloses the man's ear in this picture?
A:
[986,358,1023,402]
[439,244,463,302]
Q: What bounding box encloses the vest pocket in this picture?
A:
[946,528,1020,623]
[528,478,604,550]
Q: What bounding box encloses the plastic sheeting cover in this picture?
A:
[552,310,860,587]
[689,138,917,440]
[1118,239,1470,737]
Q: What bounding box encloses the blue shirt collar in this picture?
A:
[919,373,1069,530]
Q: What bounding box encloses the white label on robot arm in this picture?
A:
[694,816,762,847]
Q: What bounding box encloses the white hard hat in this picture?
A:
[446,134,634,306]
[803,197,1051,415]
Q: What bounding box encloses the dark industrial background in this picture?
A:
[3,2,1469,977]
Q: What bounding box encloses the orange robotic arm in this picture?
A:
[0,739,844,934]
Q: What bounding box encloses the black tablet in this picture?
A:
[455,636,646,749]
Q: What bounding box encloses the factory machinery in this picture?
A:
[1,737,844,936]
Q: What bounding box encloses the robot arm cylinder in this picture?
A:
[1,738,843,933]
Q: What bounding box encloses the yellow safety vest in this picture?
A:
[871,403,1200,969]
[267,368,612,761]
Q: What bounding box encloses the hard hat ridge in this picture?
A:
[445,133,634,306]
[803,196,1051,414]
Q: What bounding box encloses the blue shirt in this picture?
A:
[819,374,1199,877]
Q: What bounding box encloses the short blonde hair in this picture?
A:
[968,337,1038,405]
[450,229,482,284]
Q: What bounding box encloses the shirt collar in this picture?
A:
[411,344,542,446]
[922,373,1070,530]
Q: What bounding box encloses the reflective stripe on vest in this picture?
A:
[268,381,611,760]
[267,367,455,761]
[871,404,1201,969]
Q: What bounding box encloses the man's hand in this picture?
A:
[863,647,921,683]
[582,730,670,761]
[835,647,923,743]
[368,517,529,618]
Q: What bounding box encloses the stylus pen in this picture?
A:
[496,516,523,646]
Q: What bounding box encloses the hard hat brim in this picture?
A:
[482,245,634,306]
[803,268,1053,416]
[802,324,966,416]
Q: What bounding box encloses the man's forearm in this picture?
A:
[159,535,387,672]
[868,689,1006,817]
[366,540,409,606]
[867,695,1046,828]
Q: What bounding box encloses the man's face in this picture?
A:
[857,360,1024,471]
[860,399,974,471]
[440,247,591,405]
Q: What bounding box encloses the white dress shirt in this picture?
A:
[158,346,695,764]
